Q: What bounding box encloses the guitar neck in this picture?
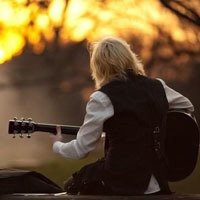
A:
[35,123,80,135]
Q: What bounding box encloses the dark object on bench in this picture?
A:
[0,169,64,194]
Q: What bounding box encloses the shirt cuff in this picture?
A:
[53,141,63,154]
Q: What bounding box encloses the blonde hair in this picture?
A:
[89,36,145,89]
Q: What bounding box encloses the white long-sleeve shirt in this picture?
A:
[53,79,194,194]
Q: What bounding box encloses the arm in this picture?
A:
[157,78,194,113]
[52,91,113,160]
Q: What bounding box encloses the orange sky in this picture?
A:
[0,0,197,64]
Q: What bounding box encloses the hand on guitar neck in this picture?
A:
[50,125,63,143]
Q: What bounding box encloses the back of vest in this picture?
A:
[100,72,169,194]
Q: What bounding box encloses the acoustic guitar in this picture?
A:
[8,111,199,182]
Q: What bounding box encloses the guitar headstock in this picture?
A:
[8,117,35,138]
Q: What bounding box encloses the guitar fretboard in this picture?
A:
[35,123,80,135]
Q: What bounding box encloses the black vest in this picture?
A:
[99,72,169,195]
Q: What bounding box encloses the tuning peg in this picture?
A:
[14,118,18,126]
[13,134,16,139]
[20,133,24,138]
[28,118,32,121]
[21,118,25,128]
[27,133,31,139]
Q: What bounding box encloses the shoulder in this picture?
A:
[89,91,112,107]
[135,75,165,91]
[141,75,164,85]
[155,78,166,86]
[132,74,162,86]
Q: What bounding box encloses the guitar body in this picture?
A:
[165,111,199,182]
[8,111,199,182]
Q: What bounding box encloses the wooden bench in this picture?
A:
[1,194,200,200]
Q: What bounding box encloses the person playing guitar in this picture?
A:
[50,36,194,195]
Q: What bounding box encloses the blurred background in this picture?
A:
[0,0,199,193]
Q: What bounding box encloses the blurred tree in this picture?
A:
[160,0,200,27]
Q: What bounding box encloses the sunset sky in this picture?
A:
[0,0,197,64]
